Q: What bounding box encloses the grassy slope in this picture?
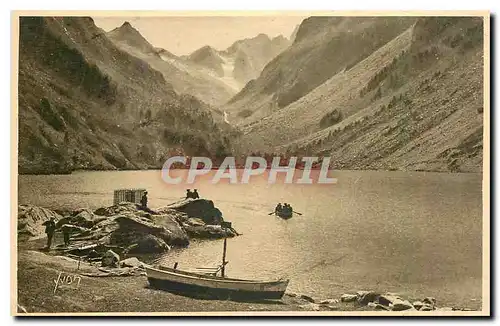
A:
[236,26,415,150]
[18,17,233,174]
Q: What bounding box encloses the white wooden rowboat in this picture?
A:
[145,238,289,300]
[145,265,289,300]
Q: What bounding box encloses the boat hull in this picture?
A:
[276,212,293,219]
[145,266,289,300]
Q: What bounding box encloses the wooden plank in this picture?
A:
[192,268,219,272]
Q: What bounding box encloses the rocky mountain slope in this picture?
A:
[221,33,291,86]
[231,17,484,172]
[289,24,300,43]
[186,45,225,77]
[18,17,234,174]
[107,23,291,106]
[224,17,415,121]
[182,34,291,91]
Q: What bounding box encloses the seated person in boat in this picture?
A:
[186,189,193,199]
[282,203,292,215]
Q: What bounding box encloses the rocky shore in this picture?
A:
[16,249,474,314]
[16,199,476,314]
[18,199,238,259]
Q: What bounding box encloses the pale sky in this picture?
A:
[92,16,306,56]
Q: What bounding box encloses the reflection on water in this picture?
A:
[18,170,483,308]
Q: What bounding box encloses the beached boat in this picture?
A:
[145,239,289,300]
[145,265,289,300]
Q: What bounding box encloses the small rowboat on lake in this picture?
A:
[272,205,296,220]
[145,238,289,300]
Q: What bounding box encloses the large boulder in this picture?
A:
[391,298,414,311]
[412,301,424,310]
[155,207,188,222]
[163,199,224,225]
[111,214,189,247]
[298,303,321,311]
[150,214,190,246]
[94,202,145,217]
[374,303,390,311]
[18,205,62,237]
[120,257,145,268]
[101,249,120,267]
[60,224,90,236]
[299,294,316,303]
[184,218,206,226]
[70,203,190,253]
[71,209,98,228]
[419,304,434,311]
[183,224,237,239]
[318,299,339,305]
[157,200,240,239]
[378,294,402,306]
[422,297,436,306]
[124,234,171,254]
[357,291,381,305]
[340,294,357,302]
[56,209,106,229]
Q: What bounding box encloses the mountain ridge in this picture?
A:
[107,23,237,106]
[18,16,234,174]
[231,16,484,173]
[17,16,484,174]
[224,17,416,121]
[184,32,292,88]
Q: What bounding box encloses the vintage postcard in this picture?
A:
[11,10,490,316]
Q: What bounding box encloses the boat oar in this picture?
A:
[268,212,276,215]
[293,211,303,216]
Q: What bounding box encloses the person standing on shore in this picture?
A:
[42,217,56,249]
[141,191,148,209]
[62,226,71,247]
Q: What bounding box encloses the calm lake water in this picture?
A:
[18,169,483,309]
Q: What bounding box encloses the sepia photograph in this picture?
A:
[11,11,490,316]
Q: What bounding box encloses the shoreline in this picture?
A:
[15,199,482,314]
[18,167,483,177]
[16,248,479,314]
[15,248,341,313]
